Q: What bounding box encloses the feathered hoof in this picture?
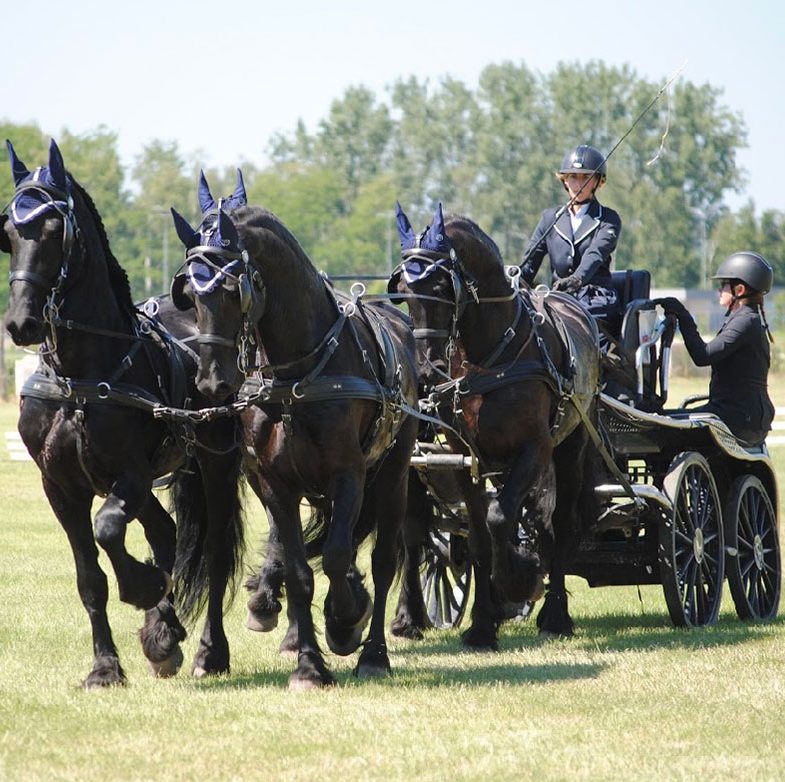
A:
[147,645,183,678]
[288,675,332,692]
[354,644,392,679]
[288,653,336,690]
[325,596,373,656]
[246,609,278,633]
[390,621,425,641]
[83,655,127,689]
[390,610,428,640]
[355,660,391,679]
[461,625,498,653]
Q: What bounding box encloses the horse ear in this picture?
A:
[170,208,199,249]
[170,273,193,311]
[6,139,31,186]
[48,139,67,190]
[218,209,239,249]
[422,202,448,253]
[395,201,416,250]
[198,169,216,214]
[433,202,445,236]
[233,168,247,205]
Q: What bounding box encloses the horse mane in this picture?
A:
[69,175,135,313]
[230,204,324,284]
[445,214,504,266]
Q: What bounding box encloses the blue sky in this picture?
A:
[3,0,782,211]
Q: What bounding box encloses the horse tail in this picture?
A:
[301,492,381,567]
[172,449,245,625]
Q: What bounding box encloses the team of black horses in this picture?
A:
[1,140,604,689]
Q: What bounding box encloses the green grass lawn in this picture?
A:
[1,382,785,781]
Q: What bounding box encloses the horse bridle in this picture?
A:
[178,243,267,373]
[395,248,538,375]
[6,179,81,352]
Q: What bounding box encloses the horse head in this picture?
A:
[388,202,470,387]
[2,138,78,345]
[170,172,264,401]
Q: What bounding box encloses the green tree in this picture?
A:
[129,140,197,298]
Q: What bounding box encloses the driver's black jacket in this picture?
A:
[677,303,774,446]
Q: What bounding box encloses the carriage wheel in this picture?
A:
[724,475,781,620]
[659,452,724,627]
[420,529,472,629]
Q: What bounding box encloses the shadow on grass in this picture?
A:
[182,612,784,692]
[391,609,785,659]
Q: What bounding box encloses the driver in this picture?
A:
[657,252,775,446]
[520,144,622,329]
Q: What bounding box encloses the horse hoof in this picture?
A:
[536,629,564,642]
[83,656,127,689]
[390,624,424,641]
[461,627,498,653]
[325,597,373,656]
[192,666,209,679]
[147,645,184,678]
[355,662,390,679]
[288,676,324,692]
[246,610,278,632]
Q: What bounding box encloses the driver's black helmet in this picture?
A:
[711,251,773,294]
[559,145,607,183]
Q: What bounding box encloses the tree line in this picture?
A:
[2,60,784,317]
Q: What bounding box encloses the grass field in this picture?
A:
[1,377,785,782]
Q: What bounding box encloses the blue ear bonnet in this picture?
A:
[172,169,247,296]
[5,139,70,225]
[395,201,452,283]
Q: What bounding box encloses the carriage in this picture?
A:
[409,269,781,630]
[5,141,778,689]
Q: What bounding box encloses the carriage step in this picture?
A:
[410,454,473,470]
[594,483,672,507]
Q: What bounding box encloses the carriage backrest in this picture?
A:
[611,269,651,310]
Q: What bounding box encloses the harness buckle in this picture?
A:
[97,382,111,400]
[291,381,306,400]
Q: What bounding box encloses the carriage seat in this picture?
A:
[611,269,651,307]
[610,270,651,344]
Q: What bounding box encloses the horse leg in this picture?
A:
[322,471,372,658]
[93,473,172,610]
[390,469,433,640]
[262,484,333,690]
[458,474,499,651]
[136,492,185,678]
[356,424,416,677]
[536,428,590,638]
[487,444,552,606]
[189,442,244,678]
[42,478,126,688]
[242,469,302,654]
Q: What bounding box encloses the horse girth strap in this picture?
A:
[240,375,396,405]
[21,370,167,413]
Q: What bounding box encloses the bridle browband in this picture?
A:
[179,241,268,373]
[395,247,531,376]
[7,180,77,297]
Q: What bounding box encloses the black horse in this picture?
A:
[170,201,419,688]
[0,140,243,687]
[388,203,601,647]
